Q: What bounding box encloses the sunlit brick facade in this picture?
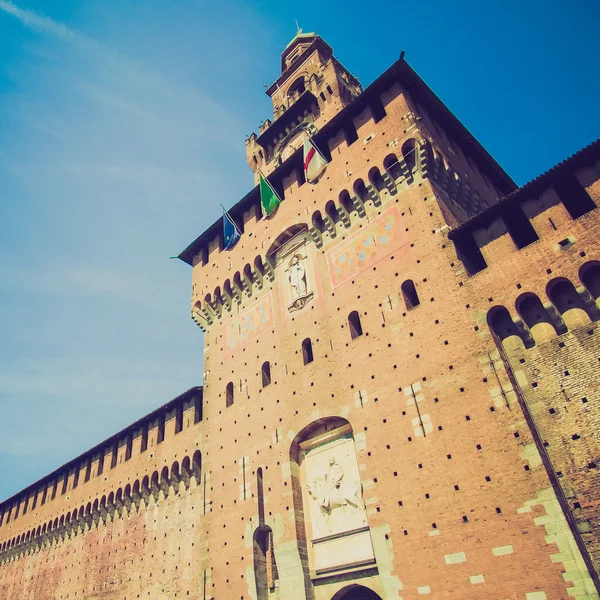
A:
[1,33,600,600]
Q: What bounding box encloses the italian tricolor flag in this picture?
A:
[303,134,328,183]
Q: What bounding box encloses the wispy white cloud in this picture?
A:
[0,0,91,45]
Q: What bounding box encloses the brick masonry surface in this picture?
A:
[1,33,600,600]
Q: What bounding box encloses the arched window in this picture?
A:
[192,450,202,483]
[287,76,306,102]
[402,138,417,172]
[312,210,325,232]
[261,361,271,387]
[348,311,363,339]
[368,166,385,192]
[226,382,234,407]
[353,179,369,203]
[302,338,314,365]
[516,293,557,343]
[339,189,353,214]
[580,261,600,299]
[325,200,339,223]
[487,307,509,342]
[547,278,587,315]
[401,280,420,310]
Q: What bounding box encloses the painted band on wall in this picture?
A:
[326,206,408,288]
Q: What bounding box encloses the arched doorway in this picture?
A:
[333,585,383,600]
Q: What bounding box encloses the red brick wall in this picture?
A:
[1,63,599,600]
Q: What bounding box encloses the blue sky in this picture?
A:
[0,0,599,502]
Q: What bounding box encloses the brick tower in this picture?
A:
[2,32,600,600]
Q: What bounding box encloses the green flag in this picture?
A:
[259,172,281,216]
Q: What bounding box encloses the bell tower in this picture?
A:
[245,32,361,183]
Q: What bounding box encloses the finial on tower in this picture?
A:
[295,18,301,34]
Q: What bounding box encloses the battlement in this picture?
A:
[449,139,600,276]
[180,57,516,269]
[0,387,203,560]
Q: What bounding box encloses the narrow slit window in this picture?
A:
[111,442,118,468]
[157,415,165,444]
[348,311,363,339]
[262,361,271,387]
[302,338,314,365]
[194,394,203,423]
[175,404,184,434]
[226,382,234,407]
[401,280,420,310]
[125,435,133,460]
[140,424,149,452]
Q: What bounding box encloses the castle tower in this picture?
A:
[2,32,600,600]
[246,32,361,183]
[176,34,600,600]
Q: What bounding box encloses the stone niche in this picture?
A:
[296,419,375,577]
[271,226,316,314]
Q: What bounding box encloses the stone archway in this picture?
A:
[333,585,383,600]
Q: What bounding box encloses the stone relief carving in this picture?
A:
[286,253,314,312]
[302,435,367,538]
[275,232,315,313]
[306,456,365,535]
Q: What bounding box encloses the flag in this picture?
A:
[259,172,282,217]
[303,134,328,183]
[222,207,241,250]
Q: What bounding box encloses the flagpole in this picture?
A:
[221,204,242,236]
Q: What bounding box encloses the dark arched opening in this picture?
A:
[367,166,385,192]
[226,382,234,407]
[348,311,363,339]
[302,338,313,365]
[253,525,278,599]
[487,306,519,341]
[261,361,271,387]
[516,293,554,330]
[401,279,420,310]
[401,138,417,172]
[580,261,600,299]
[547,278,587,314]
[333,586,383,600]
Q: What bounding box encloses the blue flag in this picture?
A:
[223,209,241,250]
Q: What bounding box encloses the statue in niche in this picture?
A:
[307,457,366,535]
[286,253,313,312]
